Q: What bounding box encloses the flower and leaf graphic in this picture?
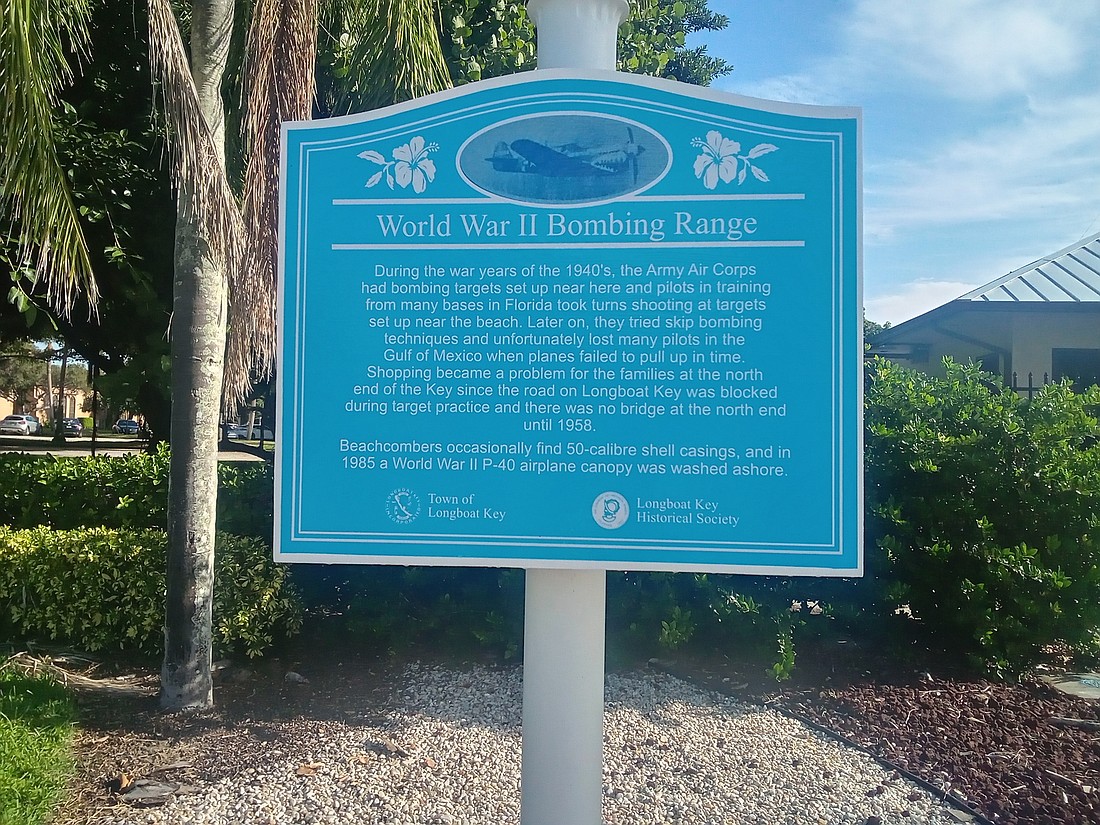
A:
[357,128,777,196]
[359,136,439,194]
[690,130,778,189]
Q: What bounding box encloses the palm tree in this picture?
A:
[2,0,452,710]
[0,0,98,310]
[154,0,451,710]
[3,0,699,711]
[148,0,252,711]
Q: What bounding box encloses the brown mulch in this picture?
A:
[779,676,1100,824]
[28,638,1100,825]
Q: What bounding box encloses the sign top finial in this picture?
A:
[526,0,629,71]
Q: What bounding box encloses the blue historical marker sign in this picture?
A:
[277,70,862,575]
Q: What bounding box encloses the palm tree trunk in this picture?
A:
[52,349,69,442]
[44,345,54,425]
[161,0,234,711]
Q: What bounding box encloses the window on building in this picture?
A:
[1052,348,1100,392]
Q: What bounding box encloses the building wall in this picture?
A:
[0,388,92,424]
[1010,311,1100,384]
[873,306,1100,392]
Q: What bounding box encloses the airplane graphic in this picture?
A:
[486,129,645,184]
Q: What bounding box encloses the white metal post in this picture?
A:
[521,4,628,824]
[521,568,608,824]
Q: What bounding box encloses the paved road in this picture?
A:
[0,434,266,461]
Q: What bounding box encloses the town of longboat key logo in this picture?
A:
[386,488,421,524]
[592,492,629,530]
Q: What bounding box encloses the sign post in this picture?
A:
[520,4,624,822]
[276,2,861,821]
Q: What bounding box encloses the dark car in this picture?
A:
[113,418,140,434]
[62,418,84,436]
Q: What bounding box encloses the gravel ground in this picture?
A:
[658,652,1100,825]
[63,664,964,825]
[48,647,1099,825]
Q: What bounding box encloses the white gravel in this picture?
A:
[98,665,968,824]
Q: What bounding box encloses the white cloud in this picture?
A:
[736,1,1100,106]
[712,1,1100,322]
[867,91,1100,236]
[864,279,980,325]
[846,0,1098,100]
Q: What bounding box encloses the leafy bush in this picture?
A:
[288,561,824,678]
[0,527,301,657]
[0,447,273,540]
[0,447,170,530]
[213,462,273,541]
[293,565,524,658]
[864,357,1100,673]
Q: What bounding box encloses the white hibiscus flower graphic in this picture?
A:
[359,136,439,193]
[690,130,777,189]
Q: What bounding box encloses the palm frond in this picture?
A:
[319,0,451,116]
[224,0,317,409]
[227,0,450,408]
[0,0,99,314]
[146,0,245,279]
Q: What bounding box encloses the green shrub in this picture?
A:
[864,357,1100,673]
[0,447,170,530]
[0,527,301,657]
[608,571,715,653]
[215,462,273,541]
[0,447,273,541]
[293,565,524,658]
[290,561,823,676]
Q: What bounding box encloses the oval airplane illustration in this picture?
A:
[458,113,671,206]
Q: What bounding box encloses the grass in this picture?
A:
[0,663,76,825]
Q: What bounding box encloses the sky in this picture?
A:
[694,0,1100,325]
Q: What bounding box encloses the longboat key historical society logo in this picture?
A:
[592,492,629,530]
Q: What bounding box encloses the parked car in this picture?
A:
[112,418,140,434]
[62,418,84,436]
[224,422,273,440]
[0,414,41,435]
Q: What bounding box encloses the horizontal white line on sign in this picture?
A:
[331,240,806,250]
[331,193,807,205]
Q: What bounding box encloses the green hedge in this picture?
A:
[863,358,1100,673]
[0,527,301,657]
[4,362,1099,676]
[0,446,272,540]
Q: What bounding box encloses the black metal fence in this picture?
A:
[1010,371,1050,399]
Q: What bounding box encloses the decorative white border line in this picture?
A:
[333,193,808,205]
[287,104,849,552]
[331,241,806,250]
[272,550,860,577]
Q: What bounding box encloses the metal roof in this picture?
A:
[957,230,1100,303]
